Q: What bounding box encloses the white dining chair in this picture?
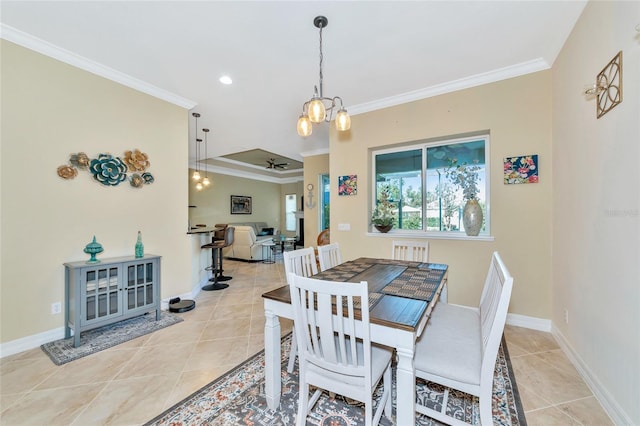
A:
[288,273,392,426]
[413,251,514,425]
[317,242,343,272]
[282,247,318,373]
[391,240,429,262]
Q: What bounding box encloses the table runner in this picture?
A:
[313,258,448,307]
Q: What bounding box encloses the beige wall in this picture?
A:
[188,171,283,231]
[303,154,330,244]
[1,41,190,344]
[552,1,639,423]
[329,71,553,318]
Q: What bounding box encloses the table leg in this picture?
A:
[264,307,281,410]
[396,345,416,424]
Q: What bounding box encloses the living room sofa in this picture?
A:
[227,222,276,237]
[223,225,275,261]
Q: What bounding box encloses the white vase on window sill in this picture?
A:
[463,199,483,236]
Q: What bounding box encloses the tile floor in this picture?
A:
[1,258,612,425]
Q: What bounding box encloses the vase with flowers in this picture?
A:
[371,186,396,233]
[445,159,484,236]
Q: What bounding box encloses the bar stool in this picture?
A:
[200,226,234,291]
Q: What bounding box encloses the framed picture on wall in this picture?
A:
[230,195,252,214]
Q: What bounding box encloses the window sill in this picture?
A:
[366,230,495,242]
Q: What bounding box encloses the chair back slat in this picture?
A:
[283,247,318,282]
[391,240,429,263]
[289,273,370,377]
[317,243,343,271]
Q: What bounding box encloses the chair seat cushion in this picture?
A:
[414,303,481,387]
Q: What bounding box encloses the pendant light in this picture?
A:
[191,112,201,182]
[202,128,211,187]
[297,16,350,137]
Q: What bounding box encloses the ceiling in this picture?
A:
[0,1,586,182]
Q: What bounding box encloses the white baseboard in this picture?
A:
[1,287,203,359]
[552,325,630,425]
[506,312,552,331]
[0,327,66,358]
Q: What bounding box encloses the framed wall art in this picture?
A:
[338,175,357,196]
[230,195,252,214]
[504,155,538,184]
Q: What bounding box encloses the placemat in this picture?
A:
[313,258,447,308]
[381,266,447,302]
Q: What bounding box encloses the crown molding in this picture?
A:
[349,58,550,116]
[300,148,330,158]
[191,163,302,184]
[1,24,197,109]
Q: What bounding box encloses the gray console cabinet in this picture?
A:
[64,254,161,347]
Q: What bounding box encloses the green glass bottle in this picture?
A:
[135,231,144,258]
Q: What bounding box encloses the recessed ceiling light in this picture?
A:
[219,75,232,85]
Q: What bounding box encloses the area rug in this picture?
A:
[146,334,526,425]
[41,312,183,365]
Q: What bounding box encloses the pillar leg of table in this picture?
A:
[264,307,281,410]
[396,345,416,425]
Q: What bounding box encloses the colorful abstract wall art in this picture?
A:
[504,155,538,184]
[338,175,357,196]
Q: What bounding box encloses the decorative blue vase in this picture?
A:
[135,231,144,258]
[84,236,104,264]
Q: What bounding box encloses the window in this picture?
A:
[285,194,297,232]
[372,134,489,236]
[319,174,330,231]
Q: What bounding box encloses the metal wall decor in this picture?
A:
[584,51,623,119]
[56,149,154,188]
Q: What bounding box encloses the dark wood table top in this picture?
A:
[262,257,448,332]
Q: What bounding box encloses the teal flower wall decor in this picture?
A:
[89,154,127,186]
[57,149,154,189]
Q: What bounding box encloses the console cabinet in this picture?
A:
[64,254,161,347]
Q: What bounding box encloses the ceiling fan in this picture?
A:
[266,158,289,169]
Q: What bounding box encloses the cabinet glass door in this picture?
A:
[126,261,155,311]
[84,266,120,322]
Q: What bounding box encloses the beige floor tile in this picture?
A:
[525,406,582,425]
[504,325,559,354]
[200,317,251,340]
[556,396,614,425]
[210,302,253,320]
[0,356,57,394]
[35,348,138,390]
[143,319,207,346]
[114,342,194,380]
[185,337,249,371]
[1,383,105,426]
[510,352,592,405]
[161,366,234,410]
[72,374,179,425]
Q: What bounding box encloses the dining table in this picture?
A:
[262,257,448,425]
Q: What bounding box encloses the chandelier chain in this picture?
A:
[318,24,324,97]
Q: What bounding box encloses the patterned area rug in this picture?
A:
[146,334,526,425]
[41,312,183,365]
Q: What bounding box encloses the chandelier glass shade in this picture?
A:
[297,16,350,137]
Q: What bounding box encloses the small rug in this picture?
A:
[41,312,183,365]
[146,334,526,425]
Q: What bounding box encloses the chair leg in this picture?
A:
[297,381,309,426]
[286,335,297,373]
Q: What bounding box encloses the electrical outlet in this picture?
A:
[51,302,62,315]
[563,309,569,324]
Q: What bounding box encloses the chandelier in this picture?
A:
[297,16,351,137]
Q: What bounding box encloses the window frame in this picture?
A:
[370,133,493,241]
